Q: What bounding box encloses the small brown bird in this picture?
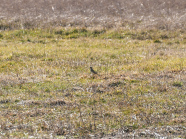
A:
[90,67,98,75]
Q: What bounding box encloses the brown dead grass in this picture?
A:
[0,0,186,29]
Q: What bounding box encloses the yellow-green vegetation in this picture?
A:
[0,28,185,138]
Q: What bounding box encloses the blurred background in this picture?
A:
[0,0,186,29]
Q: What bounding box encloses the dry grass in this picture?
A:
[0,28,185,138]
[0,1,186,138]
[0,0,186,29]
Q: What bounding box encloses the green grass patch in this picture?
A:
[0,28,185,138]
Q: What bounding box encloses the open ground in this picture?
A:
[0,0,186,138]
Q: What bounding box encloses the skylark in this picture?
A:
[90,67,98,75]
